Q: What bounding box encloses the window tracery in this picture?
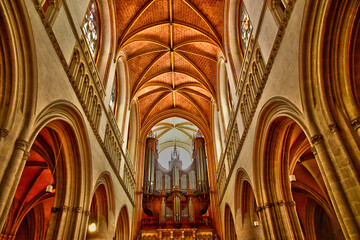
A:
[82,0,100,57]
[239,3,253,54]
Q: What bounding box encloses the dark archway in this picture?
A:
[115,206,130,240]
[224,205,237,240]
[1,121,84,239]
[260,117,344,239]
[86,173,114,240]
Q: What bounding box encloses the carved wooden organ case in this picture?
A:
[142,134,211,229]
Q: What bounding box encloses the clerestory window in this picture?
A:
[82,0,100,58]
[239,3,253,56]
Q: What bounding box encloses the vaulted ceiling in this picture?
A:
[151,117,198,153]
[114,0,224,128]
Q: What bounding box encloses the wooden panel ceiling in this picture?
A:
[115,0,224,128]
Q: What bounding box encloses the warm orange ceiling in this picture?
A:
[115,0,224,128]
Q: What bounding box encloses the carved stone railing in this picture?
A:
[68,44,103,131]
[107,108,136,176]
[216,40,266,203]
[34,4,136,205]
[105,109,136,200]
[69,44,136,203]
[216,0,296,204]
[226,123,241,168]
[123,162,136,201]
[104,124,122,173]
[216,155,226,202]
[78,32,106,100]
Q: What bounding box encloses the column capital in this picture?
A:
[329,123,340,133]
[15,139,29,151]
[310,134,323,145]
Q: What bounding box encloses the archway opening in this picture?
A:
[115,206,129,240]
[236,180,263,239]
[1,121,82,239]
[87,184,110,239]
[224,205,237,240]
[262,117,345,239]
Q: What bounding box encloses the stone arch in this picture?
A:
[300,1,360,237]
[212,103,224,162]
[217,59,231,129]
[114,205,130,240]
[301,0,360,178]
[234,168,264,239]
[224,204,237,240]
[114,56,131,136]
[224,0,244,84]
[92,172,115,213]
[1,127,59,239]
[234,168,251,215]
[75,63,85,92]
[254,97,345,240]
[0,1,37,230]
[92,0,116,86]
[34,101,92,239]
[127,100,139,162]
[1,100,92,239]
[254,97,307,239]
[0,0,37,147]
[69,49,81,79]
[86,171,115,239]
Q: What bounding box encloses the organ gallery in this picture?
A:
[140,133,216,239]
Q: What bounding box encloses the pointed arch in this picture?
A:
[1,100,92,239]
[224,204,237,240]
[115,205,130,240]
[87,172,115,239]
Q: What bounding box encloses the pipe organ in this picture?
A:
[141,133,212,232]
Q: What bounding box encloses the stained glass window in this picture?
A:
[82,0,99,57]
[110,82,116,110]
[239,3,252,54]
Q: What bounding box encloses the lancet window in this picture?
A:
[110,80,117,112]
[239,3,253,54]
[82,0,100,57]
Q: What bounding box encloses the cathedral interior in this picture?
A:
[0,0,360,239]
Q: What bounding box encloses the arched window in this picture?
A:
[82,0,100,58]
[110,80,117,113]
[238,3,253,55]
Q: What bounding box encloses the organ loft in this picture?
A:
[141,133,215,239]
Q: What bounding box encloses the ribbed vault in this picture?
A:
[151,117,198,153]
[115,0,224,128]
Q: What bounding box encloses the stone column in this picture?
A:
[0,139,29,231]
[310,134,360,239]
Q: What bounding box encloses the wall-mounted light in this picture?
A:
[89,223,96,232]
[289,174,296,182]
[253,221,259,227]
[46,185,53,193]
